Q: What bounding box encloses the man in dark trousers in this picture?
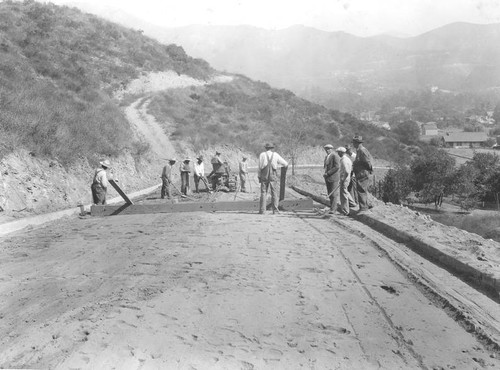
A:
[161,158,176,199]
[323,144,340,214]
[352,135,374,212]
[258,143,288,214]
[91,159,111,205]
[209,151,224,190]
[180,158,192,196]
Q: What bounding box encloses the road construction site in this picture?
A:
[1,71,499,368]
[1,171,500,369]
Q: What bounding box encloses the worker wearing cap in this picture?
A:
[91,159,111,205]
[161,158,176,199]
[336,147,357,215]
[323,144,340,214]
[180,158,192,196]
[194,156,211,193]
[239,156,249,192]
[258,143,288,214]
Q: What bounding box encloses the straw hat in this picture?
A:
[99,159,111,168]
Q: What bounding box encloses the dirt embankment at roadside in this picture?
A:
[0,71,237,222]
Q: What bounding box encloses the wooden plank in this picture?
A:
[91,198,312,216]
[291,185,330,207]
[279,166,287,201]
[109,179,133,205]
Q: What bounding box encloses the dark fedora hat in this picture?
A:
[352,135,363,143]
[264,143,275,149]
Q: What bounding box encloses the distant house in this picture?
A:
[422,122,438,136]
[441,132,489,148]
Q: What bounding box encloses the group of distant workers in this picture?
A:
[159,152,250,199]
[90,136,373,216]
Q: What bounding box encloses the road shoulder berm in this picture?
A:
[354,209,500,300]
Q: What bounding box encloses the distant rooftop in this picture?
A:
[442,132,488,142]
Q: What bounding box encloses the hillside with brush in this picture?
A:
[147,74,403,161]
[0,0,213,165]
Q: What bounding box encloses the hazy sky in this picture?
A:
[47,0,500,37]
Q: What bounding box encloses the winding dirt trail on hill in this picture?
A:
[125,98,176,159]
[123,72,233,160]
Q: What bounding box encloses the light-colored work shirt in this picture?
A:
[180,162,191,173]
[162,164,173,181]
[239,161,248,174]
[93,168,108,189]
[258,150,288,170]
[340,155,353,182]
[194,162,205,177]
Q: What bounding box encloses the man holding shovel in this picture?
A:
[194,156,211,193]
[323,144,340,214]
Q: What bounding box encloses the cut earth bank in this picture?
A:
[0,71,247,223]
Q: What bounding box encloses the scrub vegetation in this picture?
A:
[0,0,212,165]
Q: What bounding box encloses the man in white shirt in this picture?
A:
[91,159,110,205]
[336,147,357,215]
[258,143,288,214]
[194,156,210,193]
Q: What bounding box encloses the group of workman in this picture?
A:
[90,135,373,216]
[322,135,373,216]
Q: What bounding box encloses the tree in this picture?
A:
[466,152,500,201]
[275,106,308,175]
[449,164,480,212]
[381,167,412,204]
[410,148,455,202]
[393,120,420,145]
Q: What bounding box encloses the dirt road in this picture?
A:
[1,207,498,369]
[125,98,177,160]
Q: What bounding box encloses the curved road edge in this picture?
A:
[0,183,161,237]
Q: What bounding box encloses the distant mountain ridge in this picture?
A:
[149,22,500,95]
[68,3,500,97]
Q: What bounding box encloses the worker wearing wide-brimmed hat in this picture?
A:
[91,159,111,205]
[352,135,374,212]
[238,156,249,192]
[180,158,192,196]
[323,144,340,214]
[194,155,211,193]
[258,143,288,214]
[161,158,177,199]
